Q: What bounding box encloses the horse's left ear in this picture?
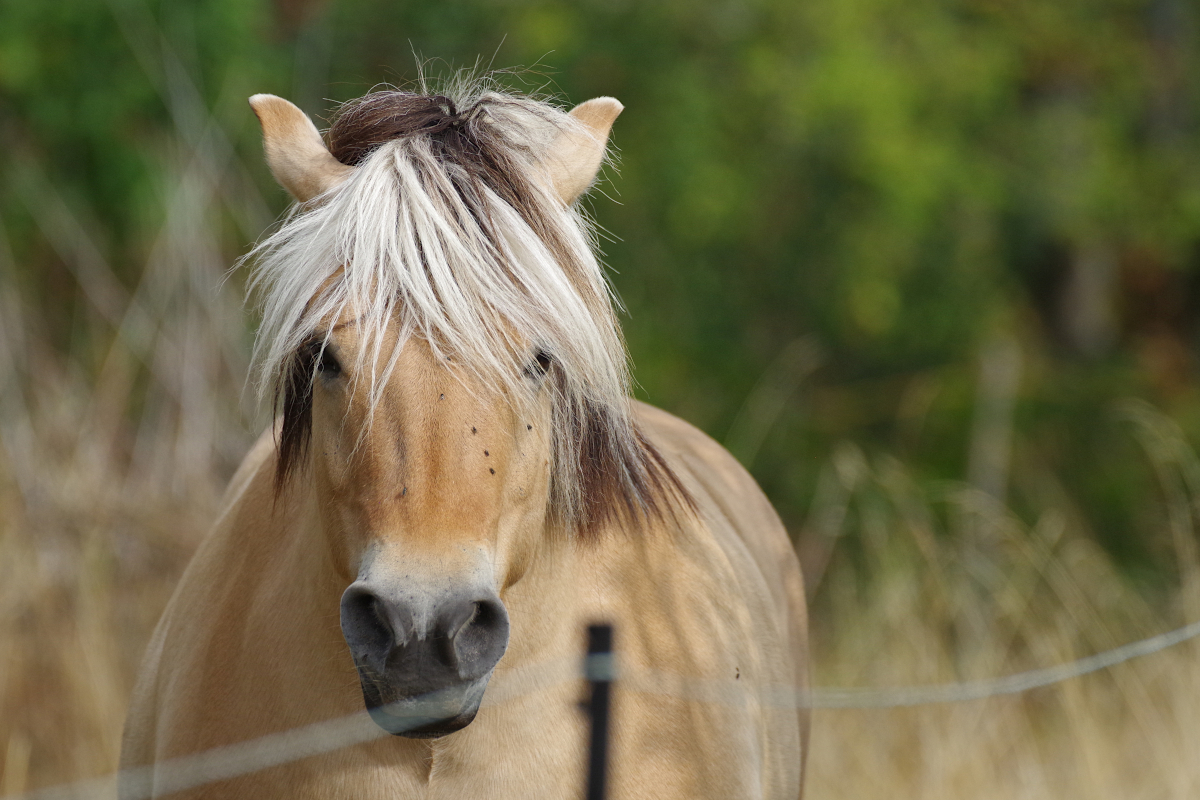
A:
[544,97,623,205]
[249,94,356,202]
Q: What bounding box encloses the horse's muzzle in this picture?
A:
[339,581,510,738]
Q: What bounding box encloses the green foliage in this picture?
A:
[4,0,1200,571]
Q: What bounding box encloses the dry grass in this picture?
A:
[0,84,262,791]
[804,441,1200,798]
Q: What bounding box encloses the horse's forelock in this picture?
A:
[325,89,583,292]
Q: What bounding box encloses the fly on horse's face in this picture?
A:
[312,327,554,737]
[246,89,632,738]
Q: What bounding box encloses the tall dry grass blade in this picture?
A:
[724,336,823,469]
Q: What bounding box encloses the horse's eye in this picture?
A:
[311,343,342,377]
[318,350,341,376]
[524,349,552,380]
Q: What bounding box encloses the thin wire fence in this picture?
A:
[8,612,1200,800]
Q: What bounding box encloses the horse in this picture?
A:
[119,79,809,799]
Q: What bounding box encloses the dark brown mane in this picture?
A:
[563,388,694,535]
[328,93,482,167]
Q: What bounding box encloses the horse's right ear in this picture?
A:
[249,94,355,203]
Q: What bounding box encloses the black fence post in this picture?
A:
[585,623,614,800]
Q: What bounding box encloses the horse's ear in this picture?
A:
[249,94,355,202]
[544,97,623,205]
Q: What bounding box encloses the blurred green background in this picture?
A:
[3,0,1200,582]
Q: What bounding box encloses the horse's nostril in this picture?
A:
[371,597,388,629]
[340,585,404,669]
[450,598,509,676]
[468,600,497,635]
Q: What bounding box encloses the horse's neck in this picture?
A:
[493,527,584,668]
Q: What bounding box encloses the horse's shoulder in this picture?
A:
[632,400,809,761]
[632,398,805,619]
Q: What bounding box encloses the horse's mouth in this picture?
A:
[367,701,479,738]
[358,671,490,738]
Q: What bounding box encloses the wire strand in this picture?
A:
[620,619,1200,710]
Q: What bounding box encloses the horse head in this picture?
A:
[245,86,679,738]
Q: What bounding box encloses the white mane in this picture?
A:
[240,85,678,531]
